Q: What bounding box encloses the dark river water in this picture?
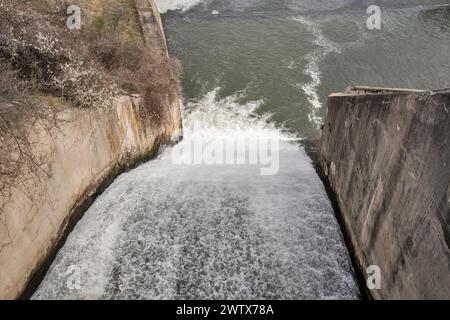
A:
[33,0,450,299]
[163,0,450,138]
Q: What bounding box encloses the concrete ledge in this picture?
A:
[330,86,450,97]
[319,87,450,299]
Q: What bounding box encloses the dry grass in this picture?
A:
[0,0,181,206]
[0,0,180,108]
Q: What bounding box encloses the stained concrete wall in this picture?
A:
[0,1,181,299]
[136,0,169,55]
[319,86,450,299]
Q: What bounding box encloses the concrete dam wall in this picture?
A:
[319,87,450,299]
[0,0,181,299]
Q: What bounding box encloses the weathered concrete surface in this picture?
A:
[319,86,450,299]
[0,1,181,299]
[136,0,169,55]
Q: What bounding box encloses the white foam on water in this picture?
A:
[294,16,341,127]
[180,88,295,140]
[288,59,298,70]
[33,89,360,300]
[154,0,204,13]
[163,89,297,175]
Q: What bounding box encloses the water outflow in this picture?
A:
[33,90,359,299]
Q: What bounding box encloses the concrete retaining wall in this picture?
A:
[319,87,450,299]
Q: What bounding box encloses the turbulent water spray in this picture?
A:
[33,90,360,300]
[168,89,296,175]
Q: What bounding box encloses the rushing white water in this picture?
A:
[33,90,359,299]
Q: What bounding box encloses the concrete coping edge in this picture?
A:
[329,86,450,97]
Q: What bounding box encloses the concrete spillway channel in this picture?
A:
[32,91,360,299]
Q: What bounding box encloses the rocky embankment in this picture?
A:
[319,86,450,299]
[0,0,181,299]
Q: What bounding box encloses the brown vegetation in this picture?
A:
[0,0,181,207]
